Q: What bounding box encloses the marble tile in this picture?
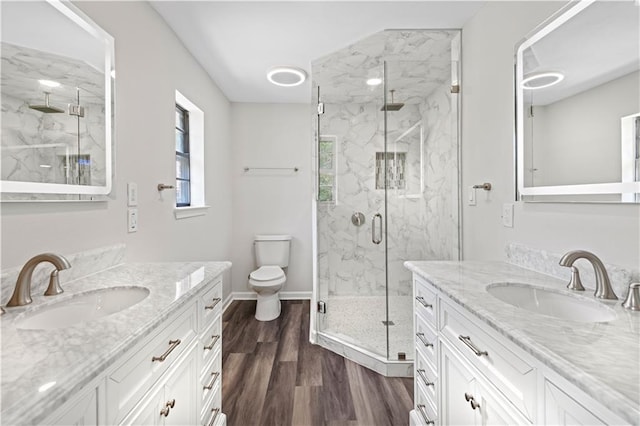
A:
[0,259,232,425]
[505,242,640,300]
[405,260,640,424]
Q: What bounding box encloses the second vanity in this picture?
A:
[0,260,231,425]
[405,261,640,425]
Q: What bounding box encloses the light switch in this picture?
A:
[128,208,138,233]
[468,186,476,206]
[127,182,138,206]
[502,203,514,228]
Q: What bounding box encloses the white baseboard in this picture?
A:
[222,291,312,313]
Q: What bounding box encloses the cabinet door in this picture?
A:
[164,346,198,426]
[47,384,100,426]
[440,342,478,426]
[544,380,607,425]
[477,381,530,426]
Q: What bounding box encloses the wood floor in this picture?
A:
[222,300,414,426]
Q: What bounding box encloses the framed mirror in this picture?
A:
[1,0,114,201]
[515,0,640,203]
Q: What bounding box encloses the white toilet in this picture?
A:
[248,234,291,321]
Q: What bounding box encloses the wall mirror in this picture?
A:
[515,0,640,202]
[1,0,114,201]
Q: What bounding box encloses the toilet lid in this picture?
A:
[250,266,285,281]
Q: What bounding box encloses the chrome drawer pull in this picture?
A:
[416,333,433,348]
[465,392,481,410]
[207,408,220,426]
[159,399,175,417]
[203,372,220,390]
[458,335,488,357]
[204,335,220,351]
[415,296,432,309]
[205,297,222,310]
[152,339,181,362]
[417,369,434,387]
[417,404,435,425]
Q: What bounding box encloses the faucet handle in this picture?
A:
[622,283,640,311]
[44,270,64,296]
[566,266,585,291]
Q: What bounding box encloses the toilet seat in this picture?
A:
[250,266,285,282]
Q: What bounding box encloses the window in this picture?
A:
[318,136,336,203]
[173,90,208,219]
[175,104,190,207]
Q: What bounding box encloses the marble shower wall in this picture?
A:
[314,30,460,299]
[1,42,106,188]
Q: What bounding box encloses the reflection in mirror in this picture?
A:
[515,0,640,202]
[0,0,114,201]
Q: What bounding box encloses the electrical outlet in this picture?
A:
[128,208,138,233]
[127,182,138,206]
[468,186,476,206]
[502,203,514,228]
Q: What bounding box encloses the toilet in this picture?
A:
[248,234,291,321]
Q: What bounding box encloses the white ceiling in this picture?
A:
[150,1,485,104]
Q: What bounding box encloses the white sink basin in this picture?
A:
[16,286,150,330]
[486,283,617,323]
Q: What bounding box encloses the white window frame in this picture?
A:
[174,90,209,219]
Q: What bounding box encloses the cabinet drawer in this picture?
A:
[415,346,437,402]
[414,276,437,327]
[200,315,222,368]
[440,299,536,421]
[201,384,223,426]
[415,388,438,425]
[200,349,222,406]
[199,279,223,328]
[107,305,197,424]
[415,312,437,367]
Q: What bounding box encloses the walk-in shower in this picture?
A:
[311,30,461,376]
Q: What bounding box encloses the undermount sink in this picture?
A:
[486,283,617,323]
[16,286,150,330]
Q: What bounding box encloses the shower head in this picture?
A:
[29,92,65,114]
[381,89,404,111]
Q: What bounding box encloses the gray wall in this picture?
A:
[461,1,640,270]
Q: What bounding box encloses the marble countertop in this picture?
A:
[0,261,231,425]
[404,260,640,425]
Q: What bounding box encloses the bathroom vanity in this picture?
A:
[0,260,230,425]
[406,261,640,425]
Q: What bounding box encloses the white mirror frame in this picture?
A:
[0,0,114,197]
[515,0,640,202]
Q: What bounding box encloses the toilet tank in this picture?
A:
[254,234,292,267]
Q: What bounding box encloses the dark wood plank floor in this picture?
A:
[222,300,414,426]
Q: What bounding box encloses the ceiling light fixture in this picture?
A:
[366,78,382,86]
[521,72,564,90]
[267,66,307,87]
[38,79,61,88]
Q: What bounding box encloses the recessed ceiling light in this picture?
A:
[38,79,61,88]
[366,78,382,86]
[267,67,307,87]
[521,72,564,90]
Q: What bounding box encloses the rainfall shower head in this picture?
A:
[29,92,65,114]
[381,89,404,111]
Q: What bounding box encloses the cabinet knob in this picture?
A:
[464,392,481,410]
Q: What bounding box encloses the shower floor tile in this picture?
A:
[321,295,413,360]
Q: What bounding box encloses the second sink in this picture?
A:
[15,286,150,330]
[487,283,617,323]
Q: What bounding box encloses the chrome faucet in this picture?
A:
[6,253,71,307]
[559,250,617,300]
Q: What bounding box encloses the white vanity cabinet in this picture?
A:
[41,275,226,426]
[410,272,629,426]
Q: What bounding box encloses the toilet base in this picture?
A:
[255,292,281,321]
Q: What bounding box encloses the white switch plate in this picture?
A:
[128,208,138,233]
[127,182,138,206]
[468,186,476,206]
[502,203,514,227]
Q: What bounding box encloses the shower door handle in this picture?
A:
[372,213,382,244]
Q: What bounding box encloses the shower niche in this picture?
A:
[312,30,461,376]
